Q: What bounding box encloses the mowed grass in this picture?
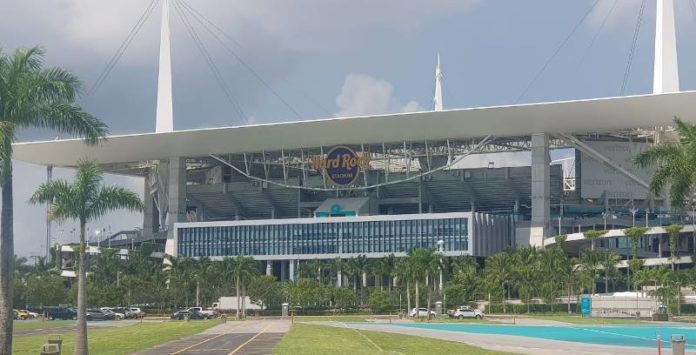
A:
[12,320,219,354]
[274,323,505,354]
[13,320,74,330]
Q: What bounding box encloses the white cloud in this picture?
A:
[333,74,424,117]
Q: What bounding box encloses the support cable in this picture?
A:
[515,0,600,103]
[88,0,160,97]
[209,135,494,192]
[689,0,696,24]
[170,0,247,123]
[620,0,648,95]
[577,0,619,68]
[176,0,332,117]
[176,0,303,119]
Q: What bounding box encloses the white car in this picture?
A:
[129,307,145,318]
[409,308,437,318]
[449,306,484,320]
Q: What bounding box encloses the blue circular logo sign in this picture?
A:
[310,146,370,187]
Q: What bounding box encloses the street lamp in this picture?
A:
[630,207,637,227]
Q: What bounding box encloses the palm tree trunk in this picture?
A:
[605,277,609,294]
[236,277,240,320]
[76,221,89,355]
[406,280,411,314]
[0,162,14,355]
[415,280,420,318]
[241,284,246,318]
[426,276,433,321]
[196,281,200,306]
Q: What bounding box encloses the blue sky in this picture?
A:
[2,0,696,256]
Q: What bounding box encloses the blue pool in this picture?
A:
[383,323,696,349]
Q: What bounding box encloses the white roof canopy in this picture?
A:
[13,91,696,167]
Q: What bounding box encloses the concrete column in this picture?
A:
[531,133,550,247]
[142,173,154,236]
[266,261,272,276]
[337,269,342,287]
[281,260,287,281]
[167,157,187,240]
[289,260,295,281]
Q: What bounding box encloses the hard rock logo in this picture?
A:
[310,146,370,186]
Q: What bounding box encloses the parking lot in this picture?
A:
[133,319,290,355]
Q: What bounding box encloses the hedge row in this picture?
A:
[486,303,578,314]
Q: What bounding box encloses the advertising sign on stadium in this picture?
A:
[310,146,370,186]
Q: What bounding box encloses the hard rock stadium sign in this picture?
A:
[310,145,371,186]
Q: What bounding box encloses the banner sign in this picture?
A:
[580,295,592,317]
[310,146,370,186]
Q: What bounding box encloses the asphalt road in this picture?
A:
[133,319,291,355]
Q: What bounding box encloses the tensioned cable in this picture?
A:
[620,0,648,95]
[209,135,494,192]
[577,0,619,68]
[175,0,333,117]
[170,0,248,123]
[689,0,696,24]
[175,0,303,119]
[87,0,160,97]
[515,0,600,103]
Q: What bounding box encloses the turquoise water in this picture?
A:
[383,322,696,349]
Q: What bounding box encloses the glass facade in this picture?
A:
[177,216,468,258]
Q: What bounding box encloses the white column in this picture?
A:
[156,0,174,132]
[433,54,443,111]
[166,157,186,240]
[653,0,679,94]
[289,260,295,281]
[266,261,272,276]
[337,269,342,287]
[530,133,550,247]
[142,174,154,236]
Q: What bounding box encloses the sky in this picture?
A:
[2,0,696,257]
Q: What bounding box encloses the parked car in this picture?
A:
[44,306,77,320]
[187,307,216,318]
[171,309,190,320]
[409,308,437,318]
[100,309,122,320]
[129,307,145,318]
[23,310,39,319]
[15,309,30,320]
[100,307,124,320]
[86,309,113,321]
[448,306,484,320]
[111,307,135,319]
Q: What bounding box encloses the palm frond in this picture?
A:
[88,186,143,220]
[634,144,682,168]
[25,104,107,145]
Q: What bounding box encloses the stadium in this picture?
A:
[11,0,696,283]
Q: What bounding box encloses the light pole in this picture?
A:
[630,207,637,227]
[645,208,650,228]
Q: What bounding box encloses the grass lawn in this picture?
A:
[12,320,219,354]
[13,320,74,330]
[522,314,644,325]
[274,323,504,354]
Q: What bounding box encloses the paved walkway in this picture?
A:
[317,321,657,355]
[133,319,290,355]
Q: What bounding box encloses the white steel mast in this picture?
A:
[156,0,174,132]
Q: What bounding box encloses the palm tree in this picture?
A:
[578,249,604,295]
[30,161,142,355]
[348,255,370,304]
[664,225,684,270]
[395,257,414,314]
[635,118,696,207]
[485,251,514,313]
[600,251,622,293]
[583,230,607,250]
[624,226,648,289]
[376,254,397,291]
[220,255,257,319]
[0,47,107,353]
[407,248,439,319]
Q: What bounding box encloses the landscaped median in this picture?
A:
[12,320,220,354]
[273,323,504,354]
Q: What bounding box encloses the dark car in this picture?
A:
[44,306,77,320]
[86,309,113,321]
[171,309,190,320]
[171,309,208,320]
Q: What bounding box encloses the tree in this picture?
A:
[247,275,284,310]
[331,287,356,311]
[582,230,607,250]
[220,255,257,319]
[634,118,696,207]
[664,225,684,270]
[624,226,649,290]
[406,248,439,319]
[600,251,622,293]
[368,290,396,314]
[0,46,107,354]
[395,258,414,314]
[30,161,142,355]
[485,250,515,313]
